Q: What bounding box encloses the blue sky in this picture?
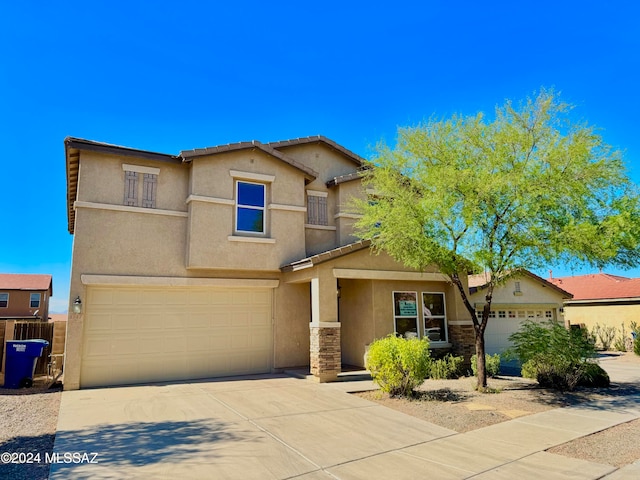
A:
[1,1,639,313]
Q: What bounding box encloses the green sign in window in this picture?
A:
[398,300,417,316]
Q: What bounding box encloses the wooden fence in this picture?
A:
[1,320,66,377]
[13,321,54,375]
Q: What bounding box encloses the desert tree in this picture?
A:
[354,90,640,389]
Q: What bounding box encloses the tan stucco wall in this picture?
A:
[276,143,359,186]
[339,278,463,367]
[66,140,478,387]
[281,248,472,369]
[564,303,640,333]
[335,180,365,245]
[470,275,568,312]
[273,282,310,368]
[304,228,337,256]
[187,149,308,269]
[77,151,189,212]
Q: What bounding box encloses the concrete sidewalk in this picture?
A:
[50,356,640,479]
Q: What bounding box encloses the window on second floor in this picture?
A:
[30,293,41,308]
[123,164,159,208]
[236,181,266,234]
[0,293,8,308]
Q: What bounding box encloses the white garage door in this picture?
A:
[483,309,553,356]
[81,286,273,388]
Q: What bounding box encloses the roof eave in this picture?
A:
[268,135,366,167]
[180,141,318,181]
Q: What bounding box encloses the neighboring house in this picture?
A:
[64,136,475,390]
[0,274,52,321]
[468,271,573,361]
[548,273,640,333]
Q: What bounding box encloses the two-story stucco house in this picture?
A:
[0,274,52,321]
[64,136,473,390]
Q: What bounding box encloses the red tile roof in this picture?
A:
[548,273,640,301]
[0,274,53,295]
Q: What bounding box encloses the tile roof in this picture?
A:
[0,274,53,294]
[548,273,640,301]
[179,140,318,180]
[281,240,372,272]
[267,135,366,167]
[65,135,360,234]
[468,270,573,298]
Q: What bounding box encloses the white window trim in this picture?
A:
[0,292,8,308]
[422,291,448,344]
[30,293,41,308]
[235,180,266,235]
[122,164,160,175]
[393,291,419,339]
[230,170,275,183]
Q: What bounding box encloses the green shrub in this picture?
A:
[366,335,431,397]
[632,321,640,357]
[613,323,627,352]
[590,323,617,351]
[506,320,597,391]
[429,354,464,379]
[520,359,538,379]
[578,362,610,388]
[470,353,501,378]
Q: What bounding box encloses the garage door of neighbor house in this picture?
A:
[484,309,552,357]
[81,286,273,388]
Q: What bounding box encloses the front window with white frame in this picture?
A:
[423,292,447,343]
[236,181,266,234]
[30,293,41,308]
[0,293,8,308]
[393,291,419,338]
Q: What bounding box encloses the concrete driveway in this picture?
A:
[50,357,640,479]
[49,374,455,479]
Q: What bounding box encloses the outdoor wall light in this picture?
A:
[72,296,82,314]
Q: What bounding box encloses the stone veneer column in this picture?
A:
[309,275,341,382]
[448,322,476,365]
[310,322,341,382]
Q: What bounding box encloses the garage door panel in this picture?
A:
[250,311,270,326]
[252,290,271,305]
[81,286,273,388]
[113,290,140,305]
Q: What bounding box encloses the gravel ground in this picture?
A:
[0,377,62,480]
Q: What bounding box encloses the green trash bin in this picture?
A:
[4,339,49,388]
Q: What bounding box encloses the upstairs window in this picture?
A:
[0,293,8,308]
[123,164,159,208]
[30,293,41,308]
[236,181,266,234]
[30,292,41,308]
[306,190,328,226]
